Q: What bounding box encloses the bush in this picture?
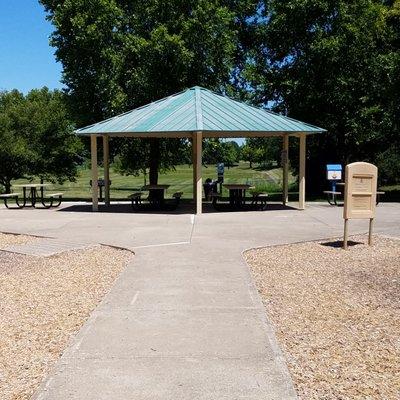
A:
[376,146,400,185]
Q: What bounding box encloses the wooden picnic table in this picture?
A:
[324,182,385,205]
[13,183,50,207]
[142,184,170,190]
[223,184,253,209]
[142,184,170,208]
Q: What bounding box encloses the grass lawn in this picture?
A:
[10,162,400,202]
[12,162,297,201]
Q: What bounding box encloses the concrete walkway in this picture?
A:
[1,202,399,399]
[3,238,91,256]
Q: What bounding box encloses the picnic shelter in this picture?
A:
[75,86,326,213]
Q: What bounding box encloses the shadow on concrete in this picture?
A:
[320,239,364,248]
[57,203,189,215]
[205,203,298,213]
[57,202,298,215]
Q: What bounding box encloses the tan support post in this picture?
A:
[91,135,98,211]
[282,135,289,205]
[192,136,196,202]
[193,131,203,214]
[299,134,306,210]
[103,135,110,207]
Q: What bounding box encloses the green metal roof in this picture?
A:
[75,86,326,136]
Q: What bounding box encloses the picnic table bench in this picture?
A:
[224,184,253,209]
[251,192,268,210]
[128,192,144,208]
[323,190,342,205]
[324,185,385,206]
[43,192,64,208]
[211,184,268,211]
[1,184,64,209]
[129,186,183,211]
[0,193,22,209]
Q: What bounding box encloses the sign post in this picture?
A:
[343,162,378,249]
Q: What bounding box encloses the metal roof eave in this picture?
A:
[74,129,326,138]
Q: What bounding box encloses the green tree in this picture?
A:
[0,91,33,192]
[245,0,400,191]
[203,139,240,168]
[376,0,400,182]
[240,144,258,168]
[40,0,258,183]
[0,88,82,192]
[376,146,400,185]
[113,137,191,182]
[243,137,281,168]
[25,88,83,184]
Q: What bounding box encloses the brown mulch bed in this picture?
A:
[0,235,133,400]
[244,235,400,400]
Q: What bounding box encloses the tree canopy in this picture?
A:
[40,0,259,183]
[245,0,400,189]
[241,138,281,169]
[0,88,82,192]
[39,0,400,189]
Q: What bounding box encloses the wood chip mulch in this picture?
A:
[0,235,133,400]
[244,235,400,400]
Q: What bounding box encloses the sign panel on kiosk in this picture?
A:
[343,162,378,249]
[326,164,342,181]
[326,164,342,199]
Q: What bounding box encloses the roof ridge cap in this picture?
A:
[194,87,203,131]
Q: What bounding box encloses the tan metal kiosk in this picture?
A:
[343,162,378,249]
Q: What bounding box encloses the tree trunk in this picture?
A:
[40,177,44,198]
[149,138,160,184]
[4,180,11,193]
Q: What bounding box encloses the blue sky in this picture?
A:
[0,1,245,143]
[0,1,62,93]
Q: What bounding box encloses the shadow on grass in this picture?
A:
[112,187,143,192]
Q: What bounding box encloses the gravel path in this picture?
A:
[0,232,37,249]
[244,235,400,400]
[0,236,133,400]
